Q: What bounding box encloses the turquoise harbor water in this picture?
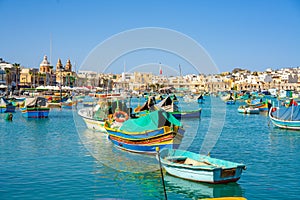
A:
[1,96,300,199]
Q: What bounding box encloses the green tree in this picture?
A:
[5,68,11,95]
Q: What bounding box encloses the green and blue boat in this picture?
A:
[20,97,50,118]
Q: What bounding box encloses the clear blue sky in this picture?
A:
[1,0,299,74]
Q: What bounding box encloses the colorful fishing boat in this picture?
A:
[20,97,50,118]
[105,109,185,154]
[0,97,16,113]
[158,148,246,184]
[245,98,262,106]
[269,104,300,130]
[61,98,74,109]
[156,96,201,119]
[226,99,236,105]
[78,98,130,132]
[170,109,201,119]
[108,132,183,154]
[256,102,269,112]
[237,105,259,114]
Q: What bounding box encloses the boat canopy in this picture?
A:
[134,96,159,113]
[119,109,182,132]
[272,106,300,121]
[0,97,10,106]
[156,96,179,112]
[25,97,48,107]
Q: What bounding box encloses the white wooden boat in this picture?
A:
[158,149,246,184]
[78,107,106,132]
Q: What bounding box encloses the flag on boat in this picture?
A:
[287,99,298,107]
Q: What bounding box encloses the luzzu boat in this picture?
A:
[20,97,50,118]
[61,98,74,109]
[158,148,246,184]
[0,97,16,113]
[108,132,183,154]
[170,109,201,119]
[245,98,262,106]
[105,109,185,154]
[269,104,300,130]
[136,96,201,120]
[226,99,235,105]
[237,105,259,114]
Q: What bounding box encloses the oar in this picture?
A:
[156,147,167,200]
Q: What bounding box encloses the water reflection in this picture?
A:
[165,175,244,199]
[77,127,159,173]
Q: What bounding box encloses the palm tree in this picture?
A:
[49,66,54,86]
[43,73,47,86]
[13,63,20,90]
[5,68,11,96]
[37,72,42,87]
[149,83,156,92]
[29,71,33,88]
[67,73,71,86]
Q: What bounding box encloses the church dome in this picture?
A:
[40,55,50,67]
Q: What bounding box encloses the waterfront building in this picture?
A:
[38,55,55,86]
[55,59,76,87]
[19,68,39,88]
[76,70,98,87]
[0,58,22,92]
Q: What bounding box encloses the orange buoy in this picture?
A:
[113,111,129,123]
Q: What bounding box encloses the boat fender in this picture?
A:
[113,111,129,123]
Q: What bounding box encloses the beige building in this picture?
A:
[55,59,77,86]
[19,68,39,87]
[39,55,51,73]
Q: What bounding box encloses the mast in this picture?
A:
[291,99,294,120]
[49,33,52,65]
[179,64,182,77]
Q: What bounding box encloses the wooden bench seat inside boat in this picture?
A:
[183,158,212,166]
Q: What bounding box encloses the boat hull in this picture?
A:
[171,109,201,119]
[226,100,235,105]
[0,105,16,113]
[238,107,259,114]
[159,149,246,184]
[108,133,182,154]
[106,126,166,140]
[163,165,242,184]
[20,107,50,118]
[269,107,300,130]
[82,117,106,132]
[78,108,106,132]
